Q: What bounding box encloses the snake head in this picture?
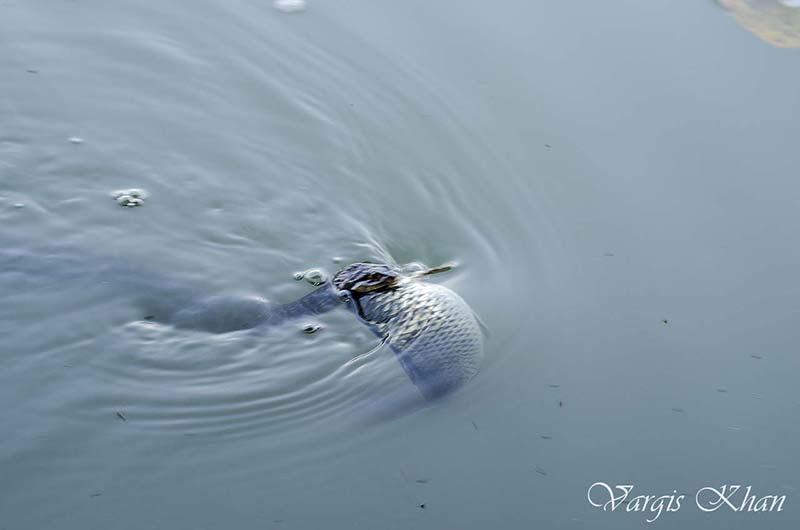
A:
[332,262,400,295]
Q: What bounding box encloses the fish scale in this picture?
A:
[354,279,484,400]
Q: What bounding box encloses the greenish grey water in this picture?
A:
[1,1,799,528]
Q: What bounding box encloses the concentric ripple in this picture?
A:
[1,0,551,451]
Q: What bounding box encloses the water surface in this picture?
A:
[2,1,799,528]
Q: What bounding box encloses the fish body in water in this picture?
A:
[333,263,484,400]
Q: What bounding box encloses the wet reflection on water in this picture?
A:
[718,0,800,47]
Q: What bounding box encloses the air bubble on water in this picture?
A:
[274,0,306,13]
[112,188,148,207]
[112,188,148,200]
[116,196,144,207]
[402,262,428,275]
[302,269,327,286]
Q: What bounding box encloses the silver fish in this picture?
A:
[333,263,484,400]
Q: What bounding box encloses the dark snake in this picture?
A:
[1,249,485,400]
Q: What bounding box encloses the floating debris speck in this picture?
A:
[273,0,306,13]
[112,188,148,207]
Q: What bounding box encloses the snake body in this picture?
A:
[1,248,484,399]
